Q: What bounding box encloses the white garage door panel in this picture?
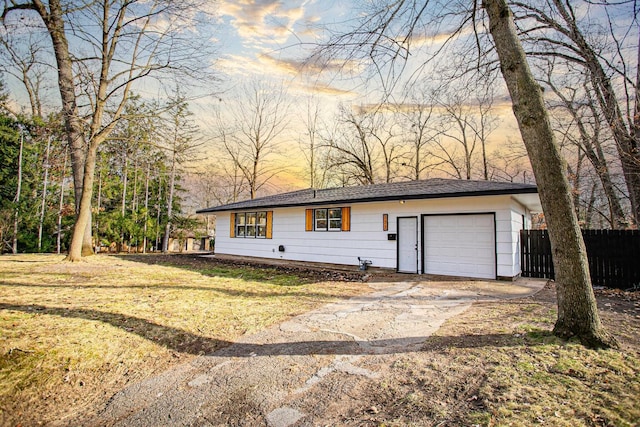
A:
[423,214,496,279]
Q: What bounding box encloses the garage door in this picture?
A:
[423,214,496,279]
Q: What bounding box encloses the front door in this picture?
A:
[397,216,418,273]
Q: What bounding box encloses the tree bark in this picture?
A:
[12,128,24,254]
[38,135,51,251]
[67,141,98,261]
[162,149,176,253]
[484,0,617,348]
[31,0,94,258]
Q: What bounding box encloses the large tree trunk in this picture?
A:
[37,0,94,257]
[67,141,98,261]
[484,0,617,348]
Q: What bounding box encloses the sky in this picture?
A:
[5,0,616,203]
[212,0,357,98]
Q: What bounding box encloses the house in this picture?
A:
[196,178,542,280]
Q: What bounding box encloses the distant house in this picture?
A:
[196,178,542,280]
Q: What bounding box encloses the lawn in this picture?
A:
[1,254,639,426]
[0,253,366,426]
[351,284,640,427]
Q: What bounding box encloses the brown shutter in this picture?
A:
[266,211,273,239]
[305,209,313,231]
[229,213,236,238]
[341,207,351,231]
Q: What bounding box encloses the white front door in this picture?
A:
[397,217,418,273]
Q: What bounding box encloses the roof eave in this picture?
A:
[196,187,539,213]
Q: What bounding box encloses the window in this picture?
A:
[306,207,350,232]
[257,211,267,237]
[231,211,272,238]
[315,208,328,230]
[235,213,246,237]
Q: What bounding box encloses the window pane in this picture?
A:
[235,213,246,237]
[257,212,267,225]
[245,213,256,237]
[328,208,342,230]
[315,209,327,230]
[256,212,267,237]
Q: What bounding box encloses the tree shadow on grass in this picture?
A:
[0,282,373,300]
[0,302,550,356]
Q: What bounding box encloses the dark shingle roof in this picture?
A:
[197,178,538,213]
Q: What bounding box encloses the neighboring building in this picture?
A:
[196,178,542,280]
[167,235,213,253]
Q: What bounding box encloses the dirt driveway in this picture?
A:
[75,278,546,427]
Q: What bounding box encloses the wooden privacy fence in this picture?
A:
[520,229,640,290]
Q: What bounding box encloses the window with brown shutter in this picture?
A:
[306,207,351,232]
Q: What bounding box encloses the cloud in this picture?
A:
[299,82,355,97]
[218,0,309,47]
[257,53,359,76]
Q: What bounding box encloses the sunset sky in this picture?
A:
[213,0,358,97]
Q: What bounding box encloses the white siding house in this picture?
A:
[197,179,541,280]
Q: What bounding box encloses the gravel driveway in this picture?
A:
[76,278,545,427]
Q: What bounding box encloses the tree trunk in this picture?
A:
[57,146,68,255]
[143,162,150,254]
[484,0,617,348]
[162,150,176,253]
[38,136,52,252]
[66,141,99,261]
[12,128,24,254]
[95,169,102,253]
[35,0,94,257]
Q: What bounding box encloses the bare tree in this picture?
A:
[431,79,498,180]
[541,61,627,229]
[324,105,378,185]
[397,89,442,180]
[298,97,332,189]
[216,81,290,199]
[2,0,216,261]
[0,31,49,118]
[324,104,404,185]
[484,0,616,348]
[313,0,616,347]
[487,138,532,182]
[511,0,640,226]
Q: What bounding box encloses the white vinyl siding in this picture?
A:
[214,195,530,278]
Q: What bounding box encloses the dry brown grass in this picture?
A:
[0,253,366,426]
[355,284,640,427]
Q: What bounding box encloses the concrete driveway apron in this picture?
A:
[78,278,545,427]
